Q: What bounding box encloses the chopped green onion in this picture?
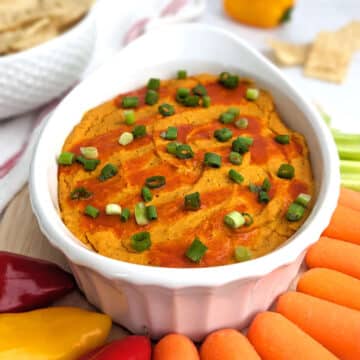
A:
[58,152,74,165]
[295,193,311,208]
[99,163,118,181]
[134,202,149,225]
[132,125,147,138]
[175,144,194,159]
[229,151,242,165]
[120,208,130,222]
[224,211,245,228]
[177,70,187,79]
[232,136,254,154]
[228,107,240,117]
[262,177,271,192]
[219,112,236,124]
[84,205,99,219]
[218,72,239,89]
[192,84,207,96]
[121,96,139,108]
[118,132,134,146]
[145,175,166,189]
[185,237,207,262]
[77,157,100,171]
[142,186,152,202]
[234,246,252,262]
[275,134,290,144]
[246,88,259,101]
[176,87,190,103]
[131,231,151,252]
[161,126,178,140]
[147,78,160,91]
[146,205,158,220]
[183,95,200,107]
[286,202,305,221]
[158,103,175,116]
[80,146,98,160]
[70,187,92,200]
[258,190,270,203]
[277,163,295,179]
[202,96,211,108]
[166,141,180,155]
[229,169,244,184]
[145,90,159,105]
[184,192,201,211]
[242,213,254,226]
[204,152,222,168]
[235,118,249,129]
[124,110,136,125]
[214,128,233,142]
[105,203,122,215]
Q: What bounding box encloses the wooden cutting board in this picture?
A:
[0,186,129,341]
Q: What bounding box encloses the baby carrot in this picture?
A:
[322,204,360,244]
[200,328,260,360]
[247,312,337,360]
[153,333,199,360]
[276,291,360,360]
[339,187,360,211]
[297,268,360,311]
[306,236,360,279]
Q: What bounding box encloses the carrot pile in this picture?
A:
[145,187,360,359]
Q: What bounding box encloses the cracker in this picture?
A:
[337,21,360,51]
[268,38,310,66]
[304,31,353,83]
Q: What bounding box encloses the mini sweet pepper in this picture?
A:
[224,0,295,28]
[0,251,75,312]
[0,307,112,360]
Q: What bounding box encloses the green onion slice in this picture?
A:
[58,152,74,165]
[158,103,175,116]
[242,213,254,226]
[229,152,242,165]
[132,125,147,138]
[131,231,151,252]
[120,208,130,222]
[166,141,180,155]
[145,175,166,189]
[175,144,194,159]
[145,90,159,105]
[204,152,222,168]
[218,72,239,89]
[161,126,178,140]
[146,205,158,220]
[277,163,295,179]
[232,136,254,154]
[228,107,240,117]
[275,134,290,144]
[219,112,236,124]
[224,211,245,228]
[105,204,122,215]
[142,186,152,202]
[234,246,252,262]
[183,95,200,107]
[229,169,244,184]
[185,237,207,262]
[295,193,311,208]
[76,156,100,171]
[245,88,259,101]
[202,96,211,108]
[184,192,201,211]
[214,128,233,142]
[192,84,207,96]
[70,187,92,200]
[80,146,98,160]
[286,202,305,221]
[84,205,99,219]
[124,110,136,125]
[177,70,187,79]
[147,78,160,91]
[235,118,249,129]
[118,132,134,146]
[121,96,139,108]
[258,190,270,203]
[262,177,271,192]
[134,202,149,225]
[99,163,118,181]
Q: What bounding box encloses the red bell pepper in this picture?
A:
[0,251,75,312]
[79,336,151,360]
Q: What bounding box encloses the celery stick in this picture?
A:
[340,160,360,174]
[337,144,360,161]
[333,131,360,145]
[341,175,360,191]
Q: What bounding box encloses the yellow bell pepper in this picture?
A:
[0,307,112,360]
[224,0,295,28]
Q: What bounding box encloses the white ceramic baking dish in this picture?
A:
[30,24,340,340]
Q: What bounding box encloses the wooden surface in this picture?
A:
[0,186,128,341]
